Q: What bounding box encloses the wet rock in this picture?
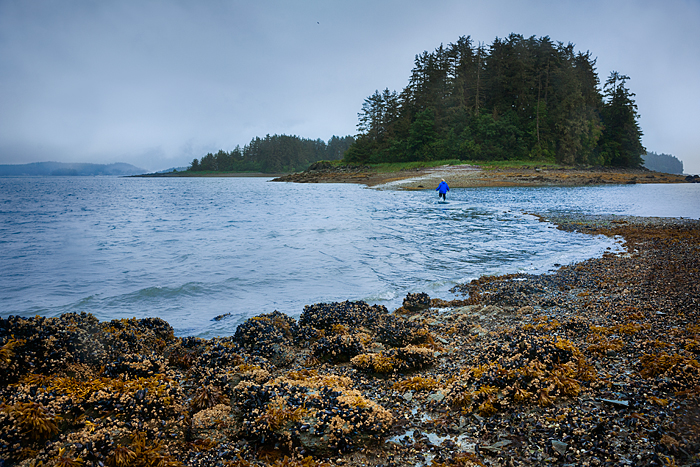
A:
[601,398,629,407]
[233,310,297,364]
[298,300,388,331]
[191,404,237,444]
[376,318,432,348]
[403,293,431,312]
[312,334,365,363]
[551,439,568,456]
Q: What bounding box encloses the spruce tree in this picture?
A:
[598,72,645,167]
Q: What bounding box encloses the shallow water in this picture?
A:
[1,177,697,337]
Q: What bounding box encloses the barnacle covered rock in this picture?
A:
[191,403,237,445]
[230,373,393,454]
[103,353,168,379]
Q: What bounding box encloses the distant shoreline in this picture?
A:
[130,171,286,178]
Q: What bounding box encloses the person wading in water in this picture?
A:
[436,179,449,201]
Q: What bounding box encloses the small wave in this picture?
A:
[363,289,398,302]
[120,283,208,301]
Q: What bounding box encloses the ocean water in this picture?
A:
[1,176,698,337]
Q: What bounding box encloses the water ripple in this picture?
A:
[1,176,697,336]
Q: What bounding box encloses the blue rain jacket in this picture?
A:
[436,181,450,194]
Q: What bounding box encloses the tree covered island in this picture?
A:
[345,34,644,168]
[187,33,657,177]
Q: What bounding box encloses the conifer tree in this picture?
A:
[599,72,645,167]
[344,34,643,167]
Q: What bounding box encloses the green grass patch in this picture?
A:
[356,159,565,172]
[369,159,467,173]
[461,160,564,170]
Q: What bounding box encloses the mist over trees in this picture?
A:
[642,151,684,174]
[188,134,354,173]
[0,162,146,176]
[345,34,645,167]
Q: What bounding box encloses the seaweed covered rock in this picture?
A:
[0,370,188,464]
[351,345,435,374]
[230,373,393,455]
[233,310,298,365]
[298,301,388,332]
[444,335,589,415]
[403,292,431,312]
[0,314,187,466]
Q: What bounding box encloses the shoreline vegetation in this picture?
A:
[271,161,694,188]
[134,160,696,188]
[2,214,699,466]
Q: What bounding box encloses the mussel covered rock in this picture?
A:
[376,318,432,348]
[298,301,388,331]
[402,292,431,312]
[233,310,298,365]
[311,334,365,363]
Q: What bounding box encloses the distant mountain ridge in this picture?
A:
[0,162,147,176]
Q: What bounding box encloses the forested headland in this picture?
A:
[344,34,645,168]
[187,134,354,174]
[642,151,684,174]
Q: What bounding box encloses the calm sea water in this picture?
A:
[1,177,698,337]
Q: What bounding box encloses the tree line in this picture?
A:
[642,151,683,174]
[344,34,644,167]
[188,134,354,173]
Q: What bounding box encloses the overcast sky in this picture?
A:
[1,0,699,173]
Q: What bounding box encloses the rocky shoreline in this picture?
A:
[1,215,699,466]
[272,163,694,189]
